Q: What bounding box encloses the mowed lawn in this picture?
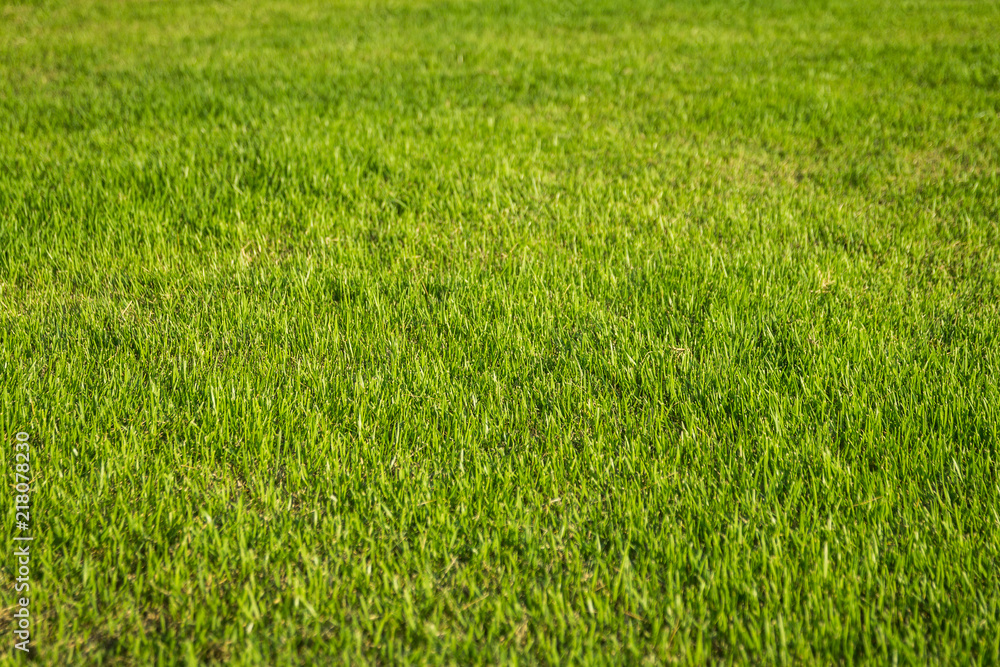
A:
[2,0,999,663]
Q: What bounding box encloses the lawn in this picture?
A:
[1,0,999,663]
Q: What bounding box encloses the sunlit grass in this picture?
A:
[2,0,999,663]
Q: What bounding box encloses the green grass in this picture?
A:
[2,0,999,663]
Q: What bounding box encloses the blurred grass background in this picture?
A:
[1,0,999,663]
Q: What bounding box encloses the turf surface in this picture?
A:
[2,0,999,663]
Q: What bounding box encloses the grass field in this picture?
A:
[2,0,999,663]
